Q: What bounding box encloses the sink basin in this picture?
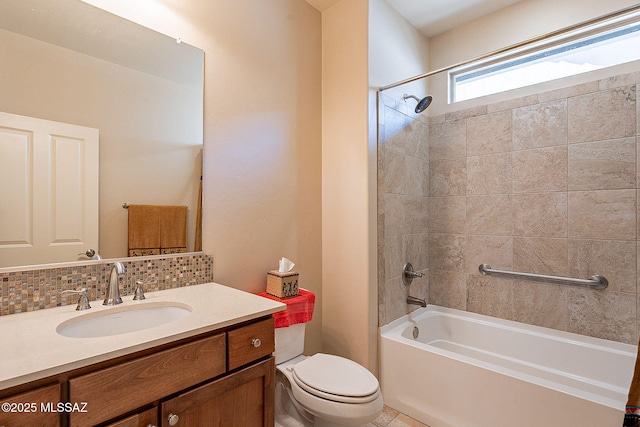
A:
[56,302,192,338]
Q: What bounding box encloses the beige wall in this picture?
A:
[322,0,378,372]
[368,0,430,101]
[85,0,324,356]
[0,28,201,260]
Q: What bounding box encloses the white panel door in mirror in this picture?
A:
[0,112,98,268]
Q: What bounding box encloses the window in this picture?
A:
[449,11,640,103]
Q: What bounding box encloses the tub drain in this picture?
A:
[412,326,419,339]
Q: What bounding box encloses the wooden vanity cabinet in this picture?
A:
[0,316,275,427]
[69,316,275,427]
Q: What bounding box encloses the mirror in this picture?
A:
[0,0,204,269]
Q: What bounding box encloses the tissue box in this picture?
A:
[266,271,299,298]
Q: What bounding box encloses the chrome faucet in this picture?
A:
[406,295,426,307]
[104,262,126,305]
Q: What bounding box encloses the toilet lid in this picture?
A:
[291,353,379,401]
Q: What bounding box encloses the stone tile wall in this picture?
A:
[378,70,640,344]
[0,253,213,316]
[377,95,430,325]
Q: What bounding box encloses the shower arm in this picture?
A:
[378,3,640,92]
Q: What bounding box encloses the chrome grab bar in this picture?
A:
[479,264,608,290]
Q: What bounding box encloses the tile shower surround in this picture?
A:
[0,253,213,316]
[378,69,640,345]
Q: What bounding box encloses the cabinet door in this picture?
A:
[161,358,274,427]
[0,383,60,427]
[104,407,157,427]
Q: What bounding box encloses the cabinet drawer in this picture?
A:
[228,317,274,370]
[69,333,225,427]
[0,383,61,427]
[104,407,156,427]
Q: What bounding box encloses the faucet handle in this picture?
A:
[62,288,91,310]
[133,280,155,300]
[402,262,424,286]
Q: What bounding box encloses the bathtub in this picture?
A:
[379,305,637,427]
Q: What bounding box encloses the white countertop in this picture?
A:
[0,282,285,390]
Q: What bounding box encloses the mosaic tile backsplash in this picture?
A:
[0,253,213,316]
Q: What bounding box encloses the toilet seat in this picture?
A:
[290,353,380,403]
[277,354,384,426]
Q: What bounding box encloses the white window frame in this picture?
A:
[449,11,640,103]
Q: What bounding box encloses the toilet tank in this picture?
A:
[274,323,306,364]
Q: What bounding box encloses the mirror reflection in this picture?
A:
[0,0,204,269]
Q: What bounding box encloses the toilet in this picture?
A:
[262,290,383,427]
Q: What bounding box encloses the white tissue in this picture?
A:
[278,257,295,273]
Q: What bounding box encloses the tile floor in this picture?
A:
[366,405,430,427]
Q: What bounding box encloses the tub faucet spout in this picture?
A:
[104,262,125,305]
[407,295,426,307]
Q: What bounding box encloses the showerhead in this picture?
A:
[403,94,433,113]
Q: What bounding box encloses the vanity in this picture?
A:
[0,283,285,427]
